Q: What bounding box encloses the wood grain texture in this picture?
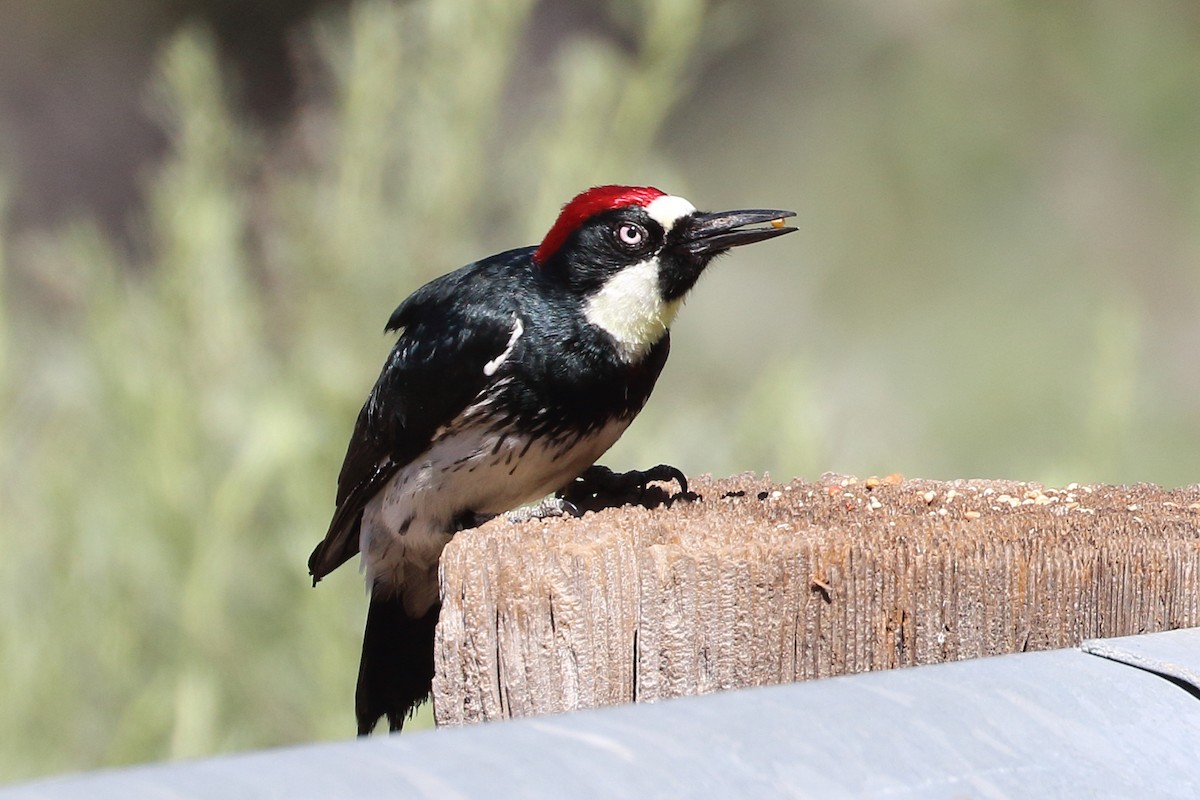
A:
[432,474,1200,725]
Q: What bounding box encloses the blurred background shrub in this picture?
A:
[1,0,1198,783]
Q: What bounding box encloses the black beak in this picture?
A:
[679,209,797,256]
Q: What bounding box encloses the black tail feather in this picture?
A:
[356,591,440,735]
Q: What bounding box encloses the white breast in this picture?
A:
[359,414,633,616]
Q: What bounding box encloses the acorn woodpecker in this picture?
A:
[308,185,796,734]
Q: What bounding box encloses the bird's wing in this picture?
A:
[308,261,526,583]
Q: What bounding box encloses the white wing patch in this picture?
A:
[484,316,524,377]
[584,258,681,362]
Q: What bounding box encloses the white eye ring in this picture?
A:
[617,223,646,247]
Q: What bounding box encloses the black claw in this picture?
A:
[636,464,688,496]
[559,463,690,511]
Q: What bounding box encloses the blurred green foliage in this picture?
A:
[2,0,1200,785]
[0,0,713,780]
[657,0,1200,489]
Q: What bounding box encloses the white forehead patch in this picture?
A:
[584,257,682,363]
[644,194,696,232]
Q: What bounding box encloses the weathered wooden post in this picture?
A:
[433,474,1200,725]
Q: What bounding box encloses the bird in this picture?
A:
[308,185,796,734]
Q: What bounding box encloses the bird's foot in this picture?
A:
[506,496,582,524]
[558,464,692,513]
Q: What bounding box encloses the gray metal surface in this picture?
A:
[6,630,1200,799]
[1083,627,1200,693]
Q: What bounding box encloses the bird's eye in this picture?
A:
[616,223,647,248]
